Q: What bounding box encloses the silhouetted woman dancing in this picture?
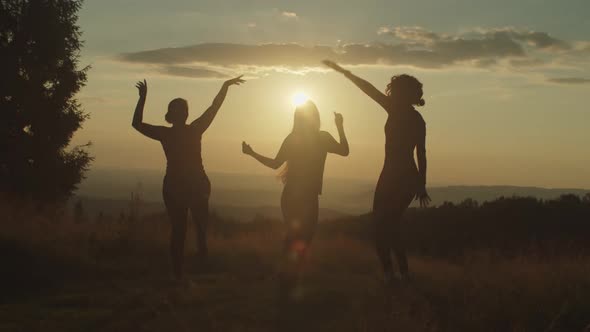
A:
[242,101,349,294]
[323,60,431,283]
[132,76,245,280]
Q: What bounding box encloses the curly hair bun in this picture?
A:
[386,74,425,107]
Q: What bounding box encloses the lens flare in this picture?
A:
[292,92,309,107]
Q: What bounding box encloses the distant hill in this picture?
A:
[73,168,589,219]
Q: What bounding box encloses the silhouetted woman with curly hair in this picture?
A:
[323,60,431,284]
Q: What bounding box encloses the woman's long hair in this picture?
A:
[278,100,321,183]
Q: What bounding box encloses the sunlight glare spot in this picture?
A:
[292,92,309,107]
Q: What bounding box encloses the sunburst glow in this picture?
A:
[292,92,309,107]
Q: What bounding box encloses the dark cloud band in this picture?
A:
[117,27,585,78]
[547,77,590,85]
[157,65,229,78]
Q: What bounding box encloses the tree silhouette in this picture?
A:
[318,194,590,258]
[0,0,91,203]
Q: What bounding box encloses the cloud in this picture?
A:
[509,58,546,67]
[117,39,522,70]
[378,26,440,43]
[570,41,590,56]
[547,77,590,84]
[157,65,229,78]
[117,26,587,78]
[482,28,570,51]
[119,43,337,67]
[281,11,298,19]
[378,26,570,53]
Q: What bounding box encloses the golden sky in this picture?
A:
[72,0,590,188]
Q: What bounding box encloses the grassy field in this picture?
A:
[1,210,590,332]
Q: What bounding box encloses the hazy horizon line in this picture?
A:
[85,166,590,191]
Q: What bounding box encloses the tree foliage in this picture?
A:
[318,195,590,258]
[0,0,91,203]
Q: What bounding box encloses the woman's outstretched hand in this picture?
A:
[416,187,431,208]
[334,112,344,128]
[242,141,254,155]
[322,60,347,74]
[135,79,147,98]
[224,75,246,87]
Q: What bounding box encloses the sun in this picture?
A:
[292,92,309,107]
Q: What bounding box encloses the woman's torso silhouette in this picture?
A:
[281,131,338,195]
[278,131,341,240]
[161,126,205,176]
[382,108,424,180]
[160,125,210,205]
[375,107,425,209]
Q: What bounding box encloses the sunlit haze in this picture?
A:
[292,92,310,107]
[72,0,590,189]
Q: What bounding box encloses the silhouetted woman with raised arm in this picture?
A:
[132,76,245,280]
[242,101,349,294]
[323,60,431,284]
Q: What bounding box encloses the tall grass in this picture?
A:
[1,201,590,331]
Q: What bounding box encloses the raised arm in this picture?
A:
[322,60,390,111]
[328,113,349,156]
[242,140,287,170]
[415,122,431,207]
[191,75,245,133]
[132,80,165,141]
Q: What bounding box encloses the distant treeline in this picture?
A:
[213,194,590,258]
